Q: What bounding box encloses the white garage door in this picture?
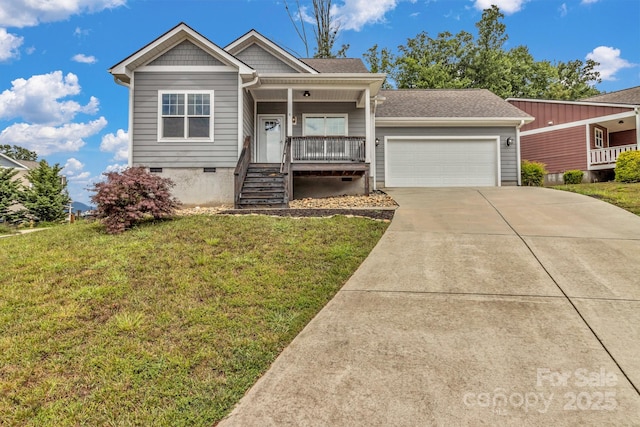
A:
[385,137,500,187]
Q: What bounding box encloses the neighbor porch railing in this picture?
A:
[290,136,366,162]
[589,144,637,167]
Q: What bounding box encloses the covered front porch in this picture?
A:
[235,74,383,208]
[588,114,639,171]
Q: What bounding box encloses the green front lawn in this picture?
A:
[553,182,640,215]
[0,215,388,426]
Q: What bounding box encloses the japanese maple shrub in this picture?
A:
[91,167,181,234]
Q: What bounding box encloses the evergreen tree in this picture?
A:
[0,167,22,222]
[19,160,71,222]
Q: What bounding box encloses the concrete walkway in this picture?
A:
[219,187,640,426]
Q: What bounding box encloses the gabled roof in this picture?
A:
[225,29,317,74]
[0,153,31,170]
[108,22,255,84]
[582,86,640,105]
[300,58,369,73]
[377,89,534,125]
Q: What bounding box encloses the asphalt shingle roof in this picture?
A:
[377,89,533,119]
[300,58,369,73]
[582,86,640,105]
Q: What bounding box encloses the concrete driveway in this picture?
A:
[219,187,640,426]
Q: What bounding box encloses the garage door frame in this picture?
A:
[384,135,502,187]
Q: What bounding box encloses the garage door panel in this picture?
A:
[386,138,498,187]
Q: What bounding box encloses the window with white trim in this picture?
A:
[303,114,348,136]
[159,91,214,140]
[594,127,604,148]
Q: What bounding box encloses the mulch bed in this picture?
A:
[219,208,395,221]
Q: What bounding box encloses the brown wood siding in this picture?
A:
[610,129,637,147]
[509,100,633,132]
[521,126,587,173]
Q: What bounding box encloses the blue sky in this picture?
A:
[0,0,638,204]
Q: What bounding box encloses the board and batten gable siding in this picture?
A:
[520,126,587,173]
[257,102,365,136]
[509,100,633,133]
[132,71,239,167]
[235,45,299,74]
[149,40,225,66]
[375,127,518,184]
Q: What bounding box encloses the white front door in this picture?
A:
[258,115,285,163]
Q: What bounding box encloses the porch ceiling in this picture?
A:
[250,88,364,103]
[599,115,636,132]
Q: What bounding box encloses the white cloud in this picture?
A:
[0,27,23,61]
[0,0,127,28]
[581,0,598,4]
[104,163,127,174]
[69,171,91,181]
[559,3,568,17]
[100,129,129,161]
[0,117,108,155]
[74,27,91,37]
[473,0,528,14]
[72,53,97,64]
[586,46,635,81]
[331,0,401,31]
[0,71,99,125]
[63,157,84,175]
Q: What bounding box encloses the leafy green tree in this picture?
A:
[19,160,70,222]
[0,167,22,222]
[0,144,38,161]
[364,5,601,100]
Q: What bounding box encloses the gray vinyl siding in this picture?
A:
[133,71,239,167]
[375,126,518,184]
[0,157,21,168]
[243,90,254,141]
[235,45,298,73]
[149,40,224,66]
[257,102,365,136]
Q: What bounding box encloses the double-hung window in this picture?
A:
[159,91,214,141]
[594,127,604,149]
[303,114,348,137]
[300,114,348,160]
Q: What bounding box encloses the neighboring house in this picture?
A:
[0,153,40,187]
[508,87,640,184]
[109,23,533,207]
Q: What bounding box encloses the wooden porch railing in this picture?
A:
[589,144,637,166]
[234,136,252,208]
[280,138,292,204]
[290,136,366,162]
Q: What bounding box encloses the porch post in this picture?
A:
[365,87,371,163]
[287,88,293,137]
[636,107,640,150]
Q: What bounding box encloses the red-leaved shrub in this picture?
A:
[90,167,181,234]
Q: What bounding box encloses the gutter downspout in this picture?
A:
[516,119,525,186]
[241,72,260,89]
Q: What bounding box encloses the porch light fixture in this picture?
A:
[303,90,311,97]
[375,137,380,146]
[506,137,514,147]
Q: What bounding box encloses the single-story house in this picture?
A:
[109,23,533,207]
[0,153,40,186]
[508,87,640,184]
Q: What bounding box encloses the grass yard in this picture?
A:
[0,214,389,426]
[553,182,640,216]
